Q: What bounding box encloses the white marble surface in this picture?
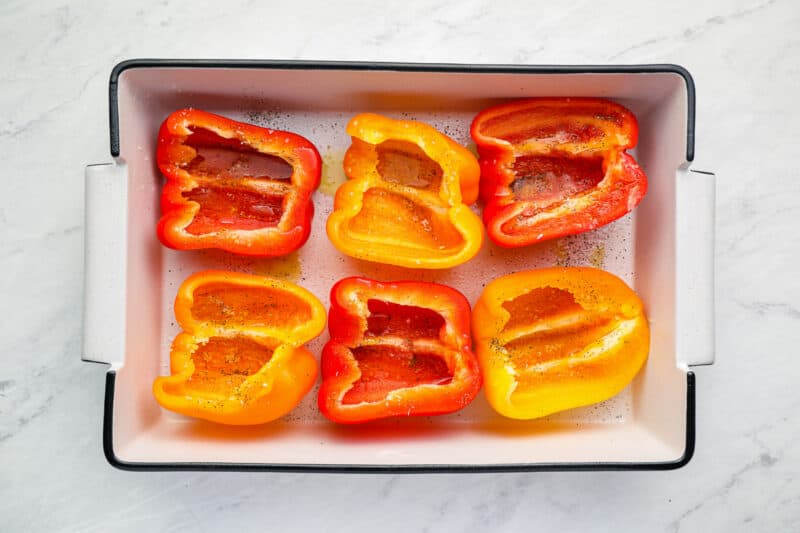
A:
[1,0,798,530]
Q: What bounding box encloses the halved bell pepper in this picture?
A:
[472,267,649,420]
[157,109,321,256]
[470,98,648,247]
[326,113,483,269]
[152,270,326,425]
[319,276,481,423]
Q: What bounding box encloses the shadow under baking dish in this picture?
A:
[101,60,697,470]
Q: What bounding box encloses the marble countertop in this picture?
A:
[2,0,798,531]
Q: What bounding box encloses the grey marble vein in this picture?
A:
[609,0,779,60]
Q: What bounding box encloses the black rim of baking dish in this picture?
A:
[101,59,698,472]
[103,370,695,472]
[108,59,695,161]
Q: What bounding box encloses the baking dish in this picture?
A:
[83,60,715,471]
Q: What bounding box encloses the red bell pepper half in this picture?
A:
[318,277,482,424]
[156,109,321,256]
[470,98,648,247]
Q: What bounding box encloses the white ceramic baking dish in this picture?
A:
[83,60,715,471]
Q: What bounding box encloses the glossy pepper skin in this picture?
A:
[470,98,647,247]
[326,113,483,269]
[319,277,482,423]
[157,109,321,256]
[152,271,326,425]
[472,267,649,420]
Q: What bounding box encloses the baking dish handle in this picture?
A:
[675,168,716,367]
[82,162,128,365]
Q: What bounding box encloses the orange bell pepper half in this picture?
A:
[326,113,483,269]
[153,271,326,425]
[157,109,321,256]
[471,98,648,247]
[318,277,482,423]
[472,267,649,420]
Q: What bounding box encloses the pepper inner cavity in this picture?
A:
[191,284,313,328]
[366,299,444,339]
[179,127,293,234]
[186,335,274,393]
[500,287,615,367]
[510,155,605,210]
[184,126,294,181]
[376,139,443,191]
[342,345,453,404]
[182,185,285,233]
[343,300,451,404]
[348,187,464,251]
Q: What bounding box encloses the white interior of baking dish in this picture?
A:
[84,66,712,466]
